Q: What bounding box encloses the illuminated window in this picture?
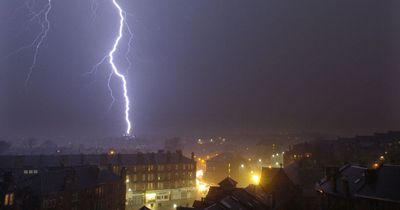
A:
[4,193,14,206]
[148,174,154,181]
[4,194,9,206]
[147,183,154,190]
[157,182,164,189]
[9,194,13,205]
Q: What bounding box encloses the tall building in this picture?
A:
[0,165,126,210]
[204,152,247,186]
[0,150,197,210]
[122,150,197,210]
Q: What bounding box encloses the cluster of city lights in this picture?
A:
[196,169,210,195]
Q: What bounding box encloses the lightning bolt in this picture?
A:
[85,0,133,135]
[108,0,132,135]
[2,0,52,86]
[25,0,52,86]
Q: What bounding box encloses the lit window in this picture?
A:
[4,193,14,206]
[4,194,9,206]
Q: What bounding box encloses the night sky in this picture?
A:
[1,0,400,138]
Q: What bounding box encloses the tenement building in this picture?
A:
[0,165,126,210]
[0,150,197,210]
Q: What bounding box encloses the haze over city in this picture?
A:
[2,0,400,140]
[1,1,400,210]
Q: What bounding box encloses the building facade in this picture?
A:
[123,151,197,210]
[0,150,196,210]
[0,165,126,210]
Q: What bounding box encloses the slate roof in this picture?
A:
[194,177,271,210]
[316,164,400,203]
[17,165,121,195]
[138,206,151,210]
[356,164,400,202]
[0,152,193,169]
[316,164,366,196]
[218,177,237,188]
[206,152,245,164]
[203,186,270,210]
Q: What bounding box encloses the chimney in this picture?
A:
[39,155,43,167]
[176,150,182,161]
[117,153,121,165]
[176,150,182,156]
[191,152,195,160]
[137,152,144,163]
[364,169,377,184]
[120,167,127,181]
[341,177,350,197]
[80,154,85,165]
[60,155,69,167]
[100,154,108,166]
[64,168,76,191]
[325,167,339,192]
[166,151,171,162]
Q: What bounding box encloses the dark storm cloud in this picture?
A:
[1,0,400,138]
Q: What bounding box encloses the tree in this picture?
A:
[23,137,38,150]
[40,140,57,148]
[0,139,11,154]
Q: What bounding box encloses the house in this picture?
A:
[315,164,400,210]
[260,167,302,210]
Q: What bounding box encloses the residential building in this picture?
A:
[180,177,271,210]
[0,165,125,210]
[0,150,196,210]
[204,152,246,186]
[315,164,400,210]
